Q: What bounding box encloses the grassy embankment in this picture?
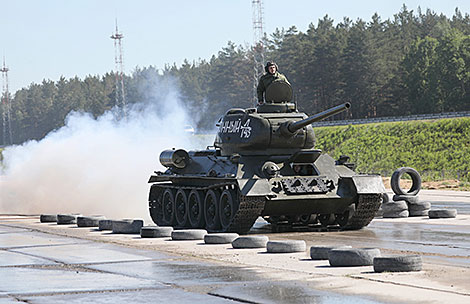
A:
[315,117,470,190]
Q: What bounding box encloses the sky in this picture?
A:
[1,0,470,93]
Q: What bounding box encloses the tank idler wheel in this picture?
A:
[318,214,335,227]
[219,189,239,231]
[188,189,205,228]
[204,189,221,231]
[175,189,189,228]
[299,214,317,225]
[162,188,176,225]
[335,204,355,228]
[149,185,164,225]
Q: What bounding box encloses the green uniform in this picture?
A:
[257,71,290,103]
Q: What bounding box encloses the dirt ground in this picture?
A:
[382,177,466,191]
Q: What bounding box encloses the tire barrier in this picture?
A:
[77,215,106,227]
[140,226,173,238]
[112,219,144,234]
[309,245,352,260]
[391,167,421,196]
[428,209,457,219]
[328,248,381,267]
[392,194,419,204]
[57,214,82,225]
[383,210,409,218]
[40,214,57,223]
[171,229,207,241]
[232,236,269,249]
[98,219,114,231]
[408,201,431,217]
[266,240,306,253]
[373,255,422,272]
[382,200,409,218]
[204,233,239,244]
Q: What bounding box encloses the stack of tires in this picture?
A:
[383,167,431,218]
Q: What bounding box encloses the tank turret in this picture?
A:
[147,80,385,234]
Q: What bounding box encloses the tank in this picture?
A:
[148,81,385,233]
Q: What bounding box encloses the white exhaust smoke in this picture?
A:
[0,82,212,222]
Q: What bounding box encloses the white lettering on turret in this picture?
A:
[218,118,252,138]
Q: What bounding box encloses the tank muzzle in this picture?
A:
[160,149,190,169]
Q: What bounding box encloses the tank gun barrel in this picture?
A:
[287,102,351,133]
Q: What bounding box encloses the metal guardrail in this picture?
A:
[311,111,470,127]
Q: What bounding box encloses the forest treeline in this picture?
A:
[2,5,470,145]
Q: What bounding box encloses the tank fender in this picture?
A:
[351,175,386,194]
[237,178,272,196]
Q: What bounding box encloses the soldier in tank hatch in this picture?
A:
[257,61,290,105]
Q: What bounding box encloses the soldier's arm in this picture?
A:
[257,80,264,103]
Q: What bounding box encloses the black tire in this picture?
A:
[140,226,173,238]
[171,229,207,240]
[382,193,390,204]
[393,194,419,204]
[174,189,189,228]
[383,210,409,218]
[266,240,306,253]
[373,255,422,272]
[40,214,57,223]
[219,189,239,231]
[232,236,269,249]
[112,219,144,234]
[382,201,408,213]
[391,167,421,196]
[98,219,114,231]
[408,201,431,212]
[57,214,81,225]
[204,233,239,244]
[328,248,381,267]
[318,214,335,227]
[310,245,352,260]
[162,188,175,225]
[149,184,164,225]
[409,210,429,217]
[204,189,221,231]
[428,209,457,219]
[188,189,205,228]
[77,216,106,227]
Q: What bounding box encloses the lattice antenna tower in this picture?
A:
[1,56,12,145]
[110,20,127,117]
[252,0,265,106]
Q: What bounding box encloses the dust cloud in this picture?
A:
[0,84,213,222]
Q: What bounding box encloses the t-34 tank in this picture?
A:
[148,81,385,233]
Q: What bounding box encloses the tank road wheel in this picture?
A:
[149,185,164,225]
[188,189,205,228]
[204,189,221,231]
[219,189,239,231]
[335,204,355,228]
[318,214,335,227]
[175,189,189,228]
[162,188,175,225]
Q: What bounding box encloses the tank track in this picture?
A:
[343,194,382,230]
[149,182,266,234]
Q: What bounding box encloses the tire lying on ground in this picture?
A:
[428,209,457,219]
[328,248,381,267]
[112,219,144,234]
[408,201,431,211]
[383,210,409,218]
[382,200,407,213]
[391,167,421,196]
[98,219,114,231]
[57,214,82,225]
[40,214,57,223]
[77,215,106,227]
[204,233,239,244]
[232,236,269,249]
[408,210,429,217]
[171,229,207,240]
[374,255,422,272]
[310,245,352,260]
[393,194,419,204]
[266,240,306,253]
[140,226,173,238]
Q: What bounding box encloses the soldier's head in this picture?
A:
[265,61,278,74]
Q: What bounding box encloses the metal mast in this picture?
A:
[252,0,265,106]
[1,57,12,145]
[110,20,126,117]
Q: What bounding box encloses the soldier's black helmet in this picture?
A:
[265,61,279,73]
